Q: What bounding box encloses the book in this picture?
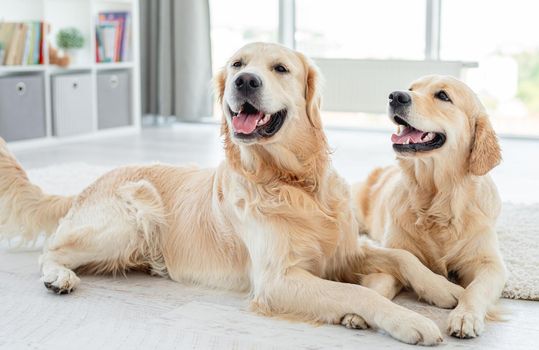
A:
[26,23,37,65]
[96,11,131,63]
[26,24,33,65]
[5,23,22,65]
[14,23,29,65]
[38,22,46,65]
[22,24,32,65]
[99,12,125,61]
[0,22,16,65]
[33,22,41,64]
[95,26,102,63]
[0,21,45,66]
[98,22,118,63]
[121,14,131,61]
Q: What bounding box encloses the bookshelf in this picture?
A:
[0,0,141,150]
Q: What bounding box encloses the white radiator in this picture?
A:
[314,58,476,114]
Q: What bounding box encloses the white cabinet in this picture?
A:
[52,73,94,136]
[0,73,46,141]
[0,0,141,149]
[97,70,131,130]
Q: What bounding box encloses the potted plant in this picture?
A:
[56,27,84,64]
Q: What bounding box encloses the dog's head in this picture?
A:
[388,75,501,176]
[215,42,322,147]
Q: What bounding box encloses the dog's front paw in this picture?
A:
[384,311,443,346]
[422,275,464,309]
[447,308,484,338]
[341,313,369,329]
[42,267,80,294]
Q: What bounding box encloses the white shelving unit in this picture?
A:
[0,0,141,150]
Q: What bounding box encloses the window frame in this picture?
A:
[279,0,441,60]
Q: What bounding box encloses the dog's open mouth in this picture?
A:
[229,102,287,139]
[391,115,446,153]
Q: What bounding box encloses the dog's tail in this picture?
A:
[0,138,74,242]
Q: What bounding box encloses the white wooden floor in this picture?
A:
[2,123,539,349]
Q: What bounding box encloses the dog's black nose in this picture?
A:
[389,91,411,107]
[234,73,262,94]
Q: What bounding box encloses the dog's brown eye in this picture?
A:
[435,90,451,102]
[274,64,288,73]
[232,61,242,68]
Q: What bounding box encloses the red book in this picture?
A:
[38,22,47,64]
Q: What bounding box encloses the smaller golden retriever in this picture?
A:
[353,75,506,338]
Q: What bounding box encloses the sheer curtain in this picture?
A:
[140,0,213,121]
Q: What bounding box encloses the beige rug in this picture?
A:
[497,203,539,300]
[25,163,539,301]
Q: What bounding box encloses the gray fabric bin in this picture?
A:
[97,70,131,129]
[52,73,94,137]
[0,74,46,142]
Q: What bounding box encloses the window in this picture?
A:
[441,0,539,136]
[209,0,279,72]
[208,0,539,136]
[295,0,426,60]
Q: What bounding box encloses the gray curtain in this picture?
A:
[140,0,213,121]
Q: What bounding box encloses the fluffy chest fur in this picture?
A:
[390,198,467,276]
[222,165,354,277]
[385,171,499,278]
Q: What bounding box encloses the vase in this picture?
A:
[64,49,81,65]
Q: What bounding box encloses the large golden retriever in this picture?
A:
[353,75,506,338]
[1,44,462,345]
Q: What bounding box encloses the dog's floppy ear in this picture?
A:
[297,53,323,129]
[213,67,226,103]
[469,113,501,176]
[213,68,229,136]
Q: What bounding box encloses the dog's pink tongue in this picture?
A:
[391,128,426,144]
[232,111,264,134]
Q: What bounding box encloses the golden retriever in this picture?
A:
[353,75,506,338]
[0,44,462,345]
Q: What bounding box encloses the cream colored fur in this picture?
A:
[0,44,464,346]
[353,75,507,339]
[0,138,73,242]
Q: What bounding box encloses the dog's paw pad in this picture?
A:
[386,312,443,345]
[447,309,484,339]
[341,313,369,329]
[42,268,80,295]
